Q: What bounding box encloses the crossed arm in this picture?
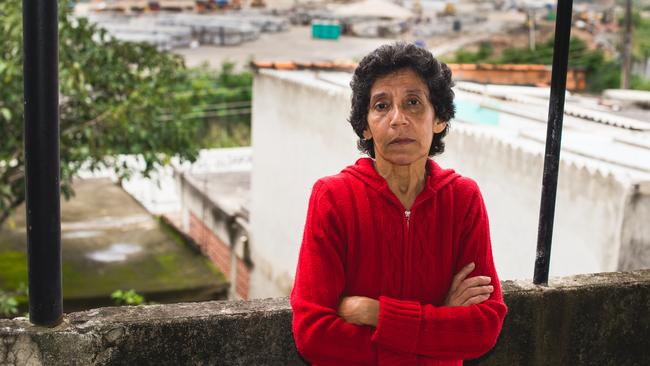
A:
[338,261,495,327]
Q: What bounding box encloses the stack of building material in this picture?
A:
[86,12,293,48]
[235,14,290,32]
[158,14,260,45]
[99,21,194,49]
[349,19,408,37]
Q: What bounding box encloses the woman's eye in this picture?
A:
[407,99,420,106]
[375,102,388,111]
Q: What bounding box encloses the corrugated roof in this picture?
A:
[250,60,357,71]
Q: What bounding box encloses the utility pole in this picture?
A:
[621,0,632,89]
[529,8,537,51]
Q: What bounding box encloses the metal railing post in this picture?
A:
[533,0,574,285]
[23,0,63,326]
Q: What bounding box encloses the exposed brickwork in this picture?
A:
[188,212,251,299]
[189,212,231,277]
[447,63,587,91]
[236,258,250,299]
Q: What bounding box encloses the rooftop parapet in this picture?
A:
[2,269,650,365]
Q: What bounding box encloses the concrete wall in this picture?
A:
[2,270,650,365]
[250,70,650,297]
[618,182,650,270]
[177,172,251,299]
[435,124,635,279]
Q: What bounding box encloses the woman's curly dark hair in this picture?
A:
[349,42,456,158]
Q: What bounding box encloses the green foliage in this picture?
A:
[111,289,145,306]
[499,38,621,92]
[632,75,650,90]
[0,291,19,317]
[0,0,206,224]
[0,250,28,290]
[184,63,252,148]
[0,283,27,318]
[453,42,494,64]
[632,12,650,59]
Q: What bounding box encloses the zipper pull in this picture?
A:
[405,210,411,226]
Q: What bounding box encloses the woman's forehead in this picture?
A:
[370,69,428,97]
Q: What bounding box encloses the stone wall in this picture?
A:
[2,270,649,365]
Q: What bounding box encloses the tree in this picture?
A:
[0,0,204,225]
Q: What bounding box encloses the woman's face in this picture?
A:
[364,68,447,166]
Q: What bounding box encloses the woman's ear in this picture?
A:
[362,128,372,140]
[433,120,447,134]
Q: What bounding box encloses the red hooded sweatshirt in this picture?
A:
[291,158,507,366]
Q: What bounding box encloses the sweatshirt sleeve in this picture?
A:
[290,180,377,365]
[370,186,508,360]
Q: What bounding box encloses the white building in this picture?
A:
[249,67,650,298]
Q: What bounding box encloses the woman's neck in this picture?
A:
[373,156,428,210]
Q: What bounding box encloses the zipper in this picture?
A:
[402,210,412,297]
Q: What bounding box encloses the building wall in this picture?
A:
[436,126,631,279]
[250,70,650,297]
[250,71,362,298]
[179,174,251,300]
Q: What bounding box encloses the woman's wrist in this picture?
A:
[337,296,380,327]
[362,297,380,327]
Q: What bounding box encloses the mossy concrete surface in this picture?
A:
[2,270,650,365]
[0,178,228,312]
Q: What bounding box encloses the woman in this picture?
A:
[291,43,507,365]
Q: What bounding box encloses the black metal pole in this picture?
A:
[533,0,573,285]
[23,0,63,326]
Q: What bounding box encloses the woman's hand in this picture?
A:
[337,296,379,326]
[444,262,494,307]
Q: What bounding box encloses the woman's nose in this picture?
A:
[388,105,408,127]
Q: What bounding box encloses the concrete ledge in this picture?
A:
[2,270,650,365]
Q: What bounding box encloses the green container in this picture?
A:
[312,21,340,40]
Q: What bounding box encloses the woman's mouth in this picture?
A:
[390,138,416,145]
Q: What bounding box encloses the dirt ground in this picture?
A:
[175,25,396,69]
[174,12,526,70]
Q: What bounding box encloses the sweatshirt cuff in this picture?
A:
[371,296,422,354]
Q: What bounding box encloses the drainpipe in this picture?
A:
[533,0,574,285]
[23,0,63,326]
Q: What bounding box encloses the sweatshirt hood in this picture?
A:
[342,158,460,206]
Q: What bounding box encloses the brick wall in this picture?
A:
[236,258,250,299]
[189,212,250,299]
[448,64,587,91]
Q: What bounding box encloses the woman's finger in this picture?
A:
[461,293,491,306]
[450,262,475,292]
[458,285,493,302]
[456,275,491,295]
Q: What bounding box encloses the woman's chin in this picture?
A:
[378,153,428,167]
